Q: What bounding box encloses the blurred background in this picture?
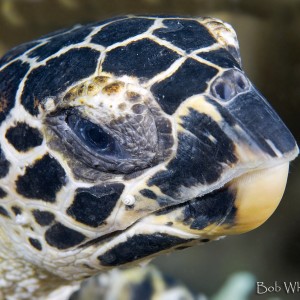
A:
[0,0,299,299]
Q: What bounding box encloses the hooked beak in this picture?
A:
[185,85,298,235]
[137,85,298,238]
[203,85,299,235]
[225,85,297,160]
[91,86,298,269]
[175,85,299,236]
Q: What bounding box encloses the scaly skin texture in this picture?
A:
[0,227,73,299]
[0,16,298,299]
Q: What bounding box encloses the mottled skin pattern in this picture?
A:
[0,15,298,299]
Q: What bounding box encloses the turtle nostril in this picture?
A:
[237,77,246,90]
[235,72,249,92]
[213,80,235,101]
[211,69,250,101]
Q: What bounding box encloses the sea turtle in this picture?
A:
[0,15,298,300]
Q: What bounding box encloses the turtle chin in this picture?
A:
[210,162,290,236]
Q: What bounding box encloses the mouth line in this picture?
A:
[192,150,297,202]
[78,159,292,249]
[78,227,126,249]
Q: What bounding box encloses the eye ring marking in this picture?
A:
[211,69,250,101]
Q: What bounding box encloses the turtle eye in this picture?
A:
[211,69,249,101]
[67,114,120,156]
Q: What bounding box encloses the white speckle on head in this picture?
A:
[44,97,56,113]
[208,134,217,143]
[15,214,30,225]
[122,195,136,206]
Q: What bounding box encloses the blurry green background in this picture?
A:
[0,0,299,299]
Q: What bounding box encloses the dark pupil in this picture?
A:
[84,125,113,150]
[67,115,116,154]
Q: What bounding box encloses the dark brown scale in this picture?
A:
[0,61,30,124]
[77,84,86,96]
[93,76,110,84]
[0,187,7,198]
[98,233,193,266]
[16,154,67,203]
[0,206,10,218]
[45,222,86,249]
[0,146,10,179]
[5,122,43,152]
[140,189,157,200]
[67,184,124,228]
[118,103,127,111]
[32,210,55,226]
[11,206,22,215]
[132,104,146,114]
[102,82,125,95]
[64,89,77,101]
[28,238,42,251]
[87,83,98,94]
[155,118,172,134]
[126,91,141,102]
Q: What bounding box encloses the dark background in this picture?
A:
[0,0,299,299]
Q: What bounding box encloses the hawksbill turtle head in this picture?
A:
[0,15,298,296]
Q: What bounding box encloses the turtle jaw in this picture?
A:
[209,161,290,236]
[131,161,292,242]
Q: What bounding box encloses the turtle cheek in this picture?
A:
[219,162,289,235]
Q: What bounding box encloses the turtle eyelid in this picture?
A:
[66,114,125,158]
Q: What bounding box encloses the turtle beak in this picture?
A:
[112,82,298,249]
[185,85,299,236]
[184,161,290,237]
[209,85,298,235]
[220,161,289,234]
[225,85,298,160]
[135,85,298,240]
